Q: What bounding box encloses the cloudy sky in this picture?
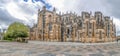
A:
[0,0,120,35]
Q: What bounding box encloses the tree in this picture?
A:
[4,22,29,41]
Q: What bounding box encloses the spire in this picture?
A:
[38,9,40,12]
[90,11,91,14]
[38,9,40,15]
[112,17,113,21]
[59,11,61,15]
[90,11,92,15]
[70,11,72,14]
[53,7,56,12]
[62,12,64,15]
[37,9,40,17]
[74,12,75,15]
[66,11,68,14]
[42,6,46,11]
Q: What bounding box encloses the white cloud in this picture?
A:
[46,0,109,15]
[0,7,4,10]
[46,0,82,13]
[0,25,1,29]
[4,0,44,26]
[6,2,28,21]
[0,24,8,29]
[0,0,120,36]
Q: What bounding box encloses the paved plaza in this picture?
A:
[0,41,120,56]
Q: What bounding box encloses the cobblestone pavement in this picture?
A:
[0,41,120,56]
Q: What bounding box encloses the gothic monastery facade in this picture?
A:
[29,6,116,43]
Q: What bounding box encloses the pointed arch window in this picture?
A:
[89,23,92,29]
[99,31,102,39]
[48,15,52,22]
[43,14,46,28]
[92,22,95,36]
[86,21,89,35]
[49,23,52,31]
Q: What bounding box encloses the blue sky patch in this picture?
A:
[24,0,28,2]
[23,0,52,9]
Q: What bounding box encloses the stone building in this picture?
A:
[29,6,116,43]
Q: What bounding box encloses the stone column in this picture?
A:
[64,33,67,42]
[72,28,75,42]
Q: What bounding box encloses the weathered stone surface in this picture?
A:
[30,6,116,43]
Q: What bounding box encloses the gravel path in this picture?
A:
[0,41,120,56]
